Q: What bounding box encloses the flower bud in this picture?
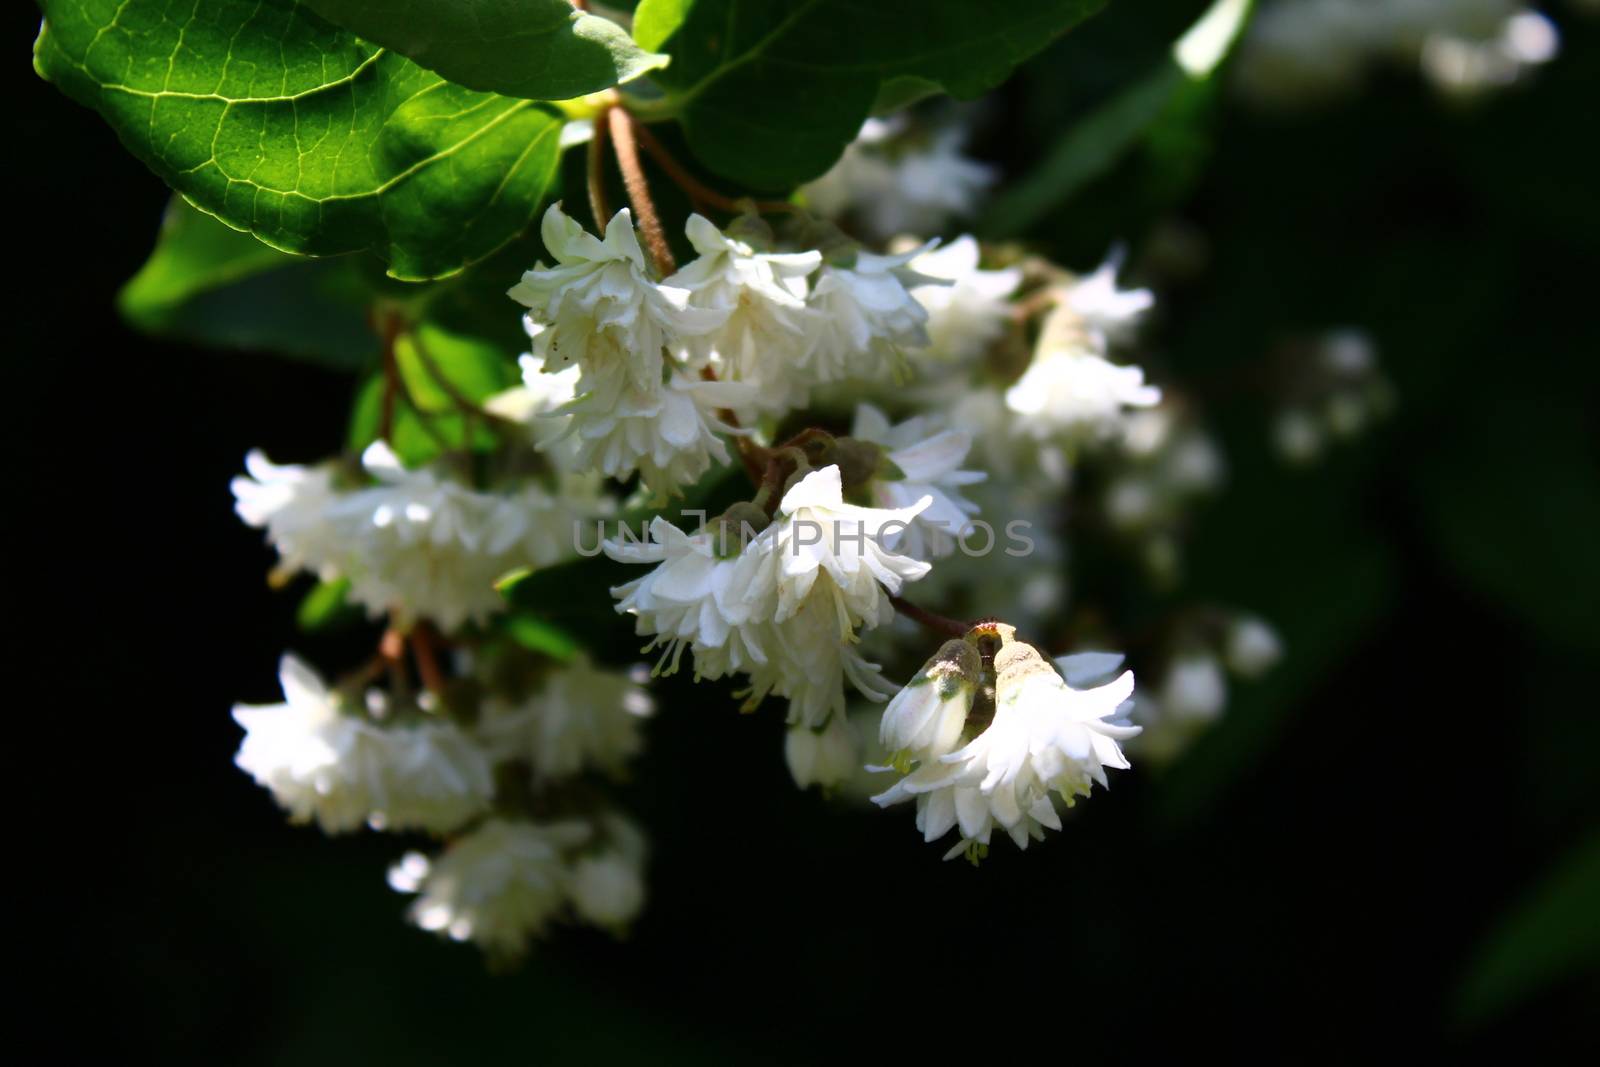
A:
[879,638,982,761]
[712,501,770,557]
[832,436,883,489]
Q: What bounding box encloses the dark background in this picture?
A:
[20,0,1598,1060]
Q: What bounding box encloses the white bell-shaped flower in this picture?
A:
[479,655,654,783]
[803,248,940,383]
[850,403,986,559]
[910,236,1021,362]
[874,637,1139,857]
[666,214,822,415]
[878,639,981,762]
[508,204,726,392]
[394,818,590,956]
[233,654,392,833]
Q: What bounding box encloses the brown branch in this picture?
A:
[587,104,613,233]
[411,623,448,697]
[889,595,972,639]
[630,121,800,217]
[608,108,675,275]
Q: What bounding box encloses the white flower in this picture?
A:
[1065,251,1154,348]
[873,639,1139,858]
[801,117,996,240]
[1226,617,1284,678]
[562,368,752,494]
[878,639,981,762]
[1160,651,1228,721]
[605,515,769,678]
[733,465,932,630]
[803,248,939,383]
[322,442,537,630]
[508,204,725,393]
[483,347,584,465]
[232,451,344,580]
[1005,348,1161,440]
[479,655,654,783]
[233,654,392,833]
[785,710,861,790]
[394,818,589,956]
[569,814,647,931]
[910,236,1021,362]
[739,589,898,727]
[377,721,495,834]
[851,403,985,559]
[665,214,822,414]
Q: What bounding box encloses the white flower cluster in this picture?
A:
[509,205,953,493]
[802,115,998,241]
[872,632,1141,860]
[234,441,608,631]
[1237,0,1559,103]
[607,465,932,727]
[232,649,653,955]
[387,812,646,956]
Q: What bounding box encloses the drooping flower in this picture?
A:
[605,514,770,679]
[507,204,726,393]
[391,818,590,956]
[873,635,1139,858]
[231,451,344,581]
[785,711,861,790]
[1064,250,1155,349]
[803,248,940,383]
[666,214,822,414]
[850,403,985,559]
[561,368,753,494]
[233,654,393,834]
[732,465,932,630]
[801,116,997,240]
[878,639,982,763]
[568,814,648,931]
[909,236,1021,362]
[479,656,654,783]
[1005,348,1161,441]
[377,720,496,835]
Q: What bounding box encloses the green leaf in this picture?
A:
[633,0,695,53]
[296,578,361,631]
[300,1,667,101]
[983,0,1253,238]
[35,0,564,280]
[346,322,518,465]
[119,198,378,369]
[502,611,582,662]
[1455,834,1600,1024]
[638,0,1107,189]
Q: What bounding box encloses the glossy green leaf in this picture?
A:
[637,0,1106,188]
[35,0,564,280]
[983,0,1252,238]
[119,199,378,368]
[300,0,667,101]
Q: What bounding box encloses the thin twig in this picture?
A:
[608,108,675,275]
[630,121,800,217]
[411,624,448,697]
[376,310,405,442]
[587,104,613,233]
[889,595,972,639]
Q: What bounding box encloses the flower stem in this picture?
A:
[629,120,800,218]
[889,595,972,639]
[587,104,613,233]
[608,108,676,276]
